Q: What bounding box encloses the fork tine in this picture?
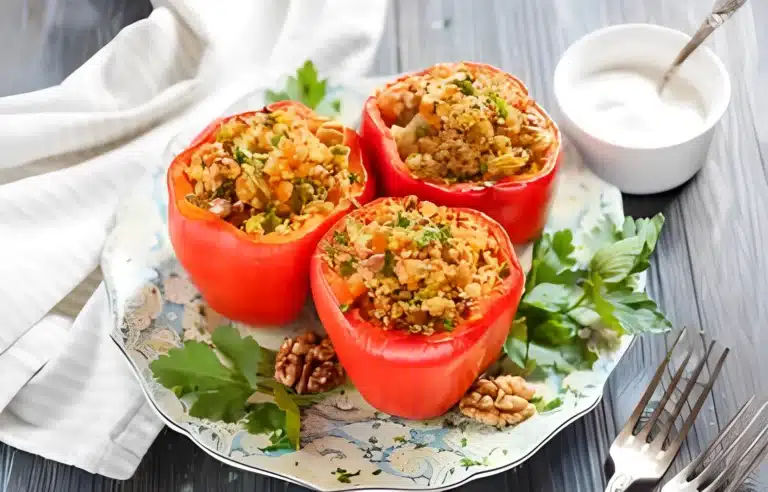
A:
[618,328,687,437]
[706,418,768,492]
[658,345,728,459]
[681,396,756,485]
[721,430,768,492]
[636,343,695,441]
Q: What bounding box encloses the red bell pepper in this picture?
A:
[168,101,375,326]
[361,62,562,244]
[309,197,525,419]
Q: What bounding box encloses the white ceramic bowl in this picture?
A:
[553,23,731,195]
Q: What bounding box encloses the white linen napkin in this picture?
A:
[0,0,387,479]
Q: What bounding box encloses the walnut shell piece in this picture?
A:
[459,375,536,428]
[274,332,345,394]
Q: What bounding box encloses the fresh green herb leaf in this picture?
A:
[521,284,583,314]
[339,303,350,313]
[393,436,407,444]
[580,215,620,258]
[150,341,247,394]
[270,134,283,147]
[210,325,262,387]
[503,318,529,369]
[460,437,468,447]
[348,172,360,184]
[266,61,331,111]
[527,229,581,290]
[381,250,396,277]
[534,397,564,413]
[529,314,580,346]
[189,386,252,423]
[339,260,356,277]
[333,230,349,246]
[271,383,301,450]
[245,402,286,435]
[262,429,294,452]
[442,318,455,331]
[589,275,672,335]
[330,99,342,113]
[590,214,664,284]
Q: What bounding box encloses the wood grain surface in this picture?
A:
[2,0,767,491]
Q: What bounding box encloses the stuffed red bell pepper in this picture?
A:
[310,196,524,419]
[168,101,375,326]
[361,62,561,244]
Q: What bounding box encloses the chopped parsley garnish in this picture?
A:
[211,180,234,199]
[324,245,337,260]
[460,437,467,447]
[333,468,361,484]
[234,147,249,164]
[443,318,455,331]
[381,250,396,277]
[452,78,476,96]
[415,224,452,248]
[333,230,349,246]
[339,260,356,278]
[348,172,360,184]
[395,212,411,228]
[488,92,509,119]
[339,303,350,313]
[331,145,349,156]
[270,134,283,147]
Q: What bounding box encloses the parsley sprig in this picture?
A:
[505,213,672,374]
[266,60,342,117]
[150,325,326,452]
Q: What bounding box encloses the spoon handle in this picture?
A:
[658,0,747,92]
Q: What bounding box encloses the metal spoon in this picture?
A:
[658,0,747,93]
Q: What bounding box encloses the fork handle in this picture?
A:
[605,472,633,492]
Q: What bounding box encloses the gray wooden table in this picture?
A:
[2,0,767,490]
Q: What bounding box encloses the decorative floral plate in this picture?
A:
[102,78,638,491]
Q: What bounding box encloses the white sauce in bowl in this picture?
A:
[569,67,707,147]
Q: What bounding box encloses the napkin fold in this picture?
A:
[0,0,387,479]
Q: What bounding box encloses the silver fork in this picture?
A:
[605,329,729,492]
[661,396,768,492]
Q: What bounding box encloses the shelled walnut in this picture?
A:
[459,375,537,428]
[274,332,345,394]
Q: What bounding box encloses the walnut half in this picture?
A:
[274,332,345,394]
[459,375,536,428]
